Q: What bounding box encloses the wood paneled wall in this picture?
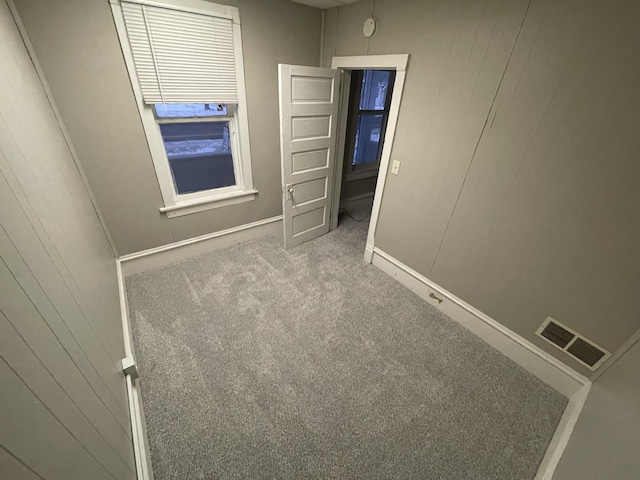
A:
[323,0,640,376]
[0,3,134,479]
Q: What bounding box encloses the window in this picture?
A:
[344,70,396,179]
[112,0,254,217]
[155,104,235,194]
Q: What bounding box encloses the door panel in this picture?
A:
[293,207,326,235]
[279,65,340,249]
[292,148,329,172]
[292,178,327,206]
[292,115,331,139]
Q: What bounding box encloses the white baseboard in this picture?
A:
[364,243,375,263]
[115,223,589,480]
[534,383,590,480]
[115,216,284,478]
[370,247,589,398]
[119,216,283,276]
[125,374,154,480]
[370,247,592,480]
[116,261,154,480]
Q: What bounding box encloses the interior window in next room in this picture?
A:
[345,70,396,174]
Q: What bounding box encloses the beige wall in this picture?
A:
[13,0,321,255]
[554,336,640,479]
[324,0,640,376]
[0,3,133,478]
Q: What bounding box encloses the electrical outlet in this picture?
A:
[391,160,401,175]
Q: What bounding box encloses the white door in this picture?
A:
[278,64,340,249]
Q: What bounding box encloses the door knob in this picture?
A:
[285,183,294,200]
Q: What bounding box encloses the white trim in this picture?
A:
[330,69,351,231]
[330,55,409,263]
[7,0,119,256]
[590,326,640,382]
[122,356,139,379]
[115,215,283,478]
[119,216,283,276]
[111,0,254,215]
[370,247,589,397]
[113,212,592,480]
[364,243,375,264]
[534,384,591,480]
[370,246,594,478]
[110,0,236,22]
[116,259,134,362]
[332,54,409,71]
[116,260,154,480]
[231,18,254,189]
[159,189,257,218]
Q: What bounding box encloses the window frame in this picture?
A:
[154,107,241,200]
[111,0,255,218]
[344,70,396,181]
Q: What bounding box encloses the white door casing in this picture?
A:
[278,64,340,249]
[330,55,409,263]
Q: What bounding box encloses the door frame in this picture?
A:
[329,54,409,263]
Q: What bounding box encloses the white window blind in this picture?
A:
[121,1,238,104]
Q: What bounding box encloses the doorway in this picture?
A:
[278,55,408,260]
[338,69,396,227]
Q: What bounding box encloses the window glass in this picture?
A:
[159,121,235,194]
[353,114,383,166]
[154,103,228,118]
[359,71,391,111]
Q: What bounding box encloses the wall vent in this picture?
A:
[536,317,611,371]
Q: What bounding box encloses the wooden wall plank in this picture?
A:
[327,0,640,373]
[0,2,135,477]
[430,0,640,365]
[0,312,135,479]
[0,359,115,480]
[371,0,531,275]
[0,36,123,357]
[0,447,42,480]
[0,171,129,428]
[0,259,134,471]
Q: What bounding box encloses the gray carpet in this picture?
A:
[126,217,567,480]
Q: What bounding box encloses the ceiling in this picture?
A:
[290,0,363,9]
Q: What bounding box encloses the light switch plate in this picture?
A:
[391,160,401,175]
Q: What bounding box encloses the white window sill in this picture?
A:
[159,189,257,218]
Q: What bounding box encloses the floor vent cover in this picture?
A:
[536,317,611,370]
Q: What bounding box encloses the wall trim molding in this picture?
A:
[330,54,409,261]
[115,215,284,478]
[332,54,409,71]
[370,247,589,397]
[116,261,154,480]
[590,325,640,383]
[119,215,283,276]
[534,383,591,480]
[364,243,375,264]
[116,216,591,479]
[370,247,592,479]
